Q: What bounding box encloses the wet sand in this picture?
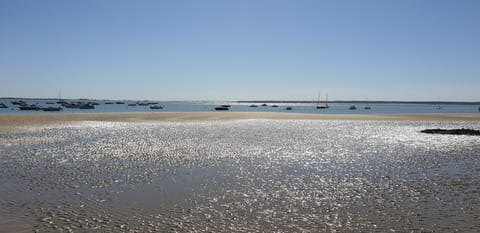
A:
[1,113,480,232]
[1,112,479,132]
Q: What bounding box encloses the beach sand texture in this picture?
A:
[1,112,480,132]
[1,113,480,231]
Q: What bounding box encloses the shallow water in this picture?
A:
[1,98,480,115]
[1,120,480,232]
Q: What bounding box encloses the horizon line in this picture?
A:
[1,97,479,105]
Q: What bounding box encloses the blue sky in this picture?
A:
[1,0,479,101]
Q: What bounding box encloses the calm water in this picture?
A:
[1,120,479,232]
[1,98,479,115]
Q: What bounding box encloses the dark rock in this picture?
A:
[420,128,480,136]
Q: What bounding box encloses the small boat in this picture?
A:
[105,102,114,104]
[56,101,68,105]
[42,106,63,111]
[285,107,292,110]
[128,103,137,106]
[62,102,80,108]
[46,102,55,104]
[364,106,371,110]
[271,105,279,108]
[221,104,231,108]
[79,104,95,109]
[215,106,229,111]
[249,104,258,108]
[137,102,149,106]
[478,106,480,112]
[316,93,329,109]
[11,100,26,105]
[150,105,163,109]
[147,102,159,105]
[0,103,8,108]
[116,101,125,104]
[19,105,41,111]
[261,103,268,107]
[349,105,357,110]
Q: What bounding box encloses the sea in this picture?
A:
[1,98,479,115]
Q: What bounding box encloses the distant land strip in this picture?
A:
[237,100,480,105]
[1,97,479,105]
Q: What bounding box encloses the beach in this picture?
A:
[1,113,480,232]
[3,0,479,230]
[1,112,480,132]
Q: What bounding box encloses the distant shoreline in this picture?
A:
[1,97,479,105]
[1,112,479,133]
[237,100,480,105]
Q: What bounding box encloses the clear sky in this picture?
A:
[1,0,479,101]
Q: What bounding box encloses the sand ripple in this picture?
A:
[1,120,480,232]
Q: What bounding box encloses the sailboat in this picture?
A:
[364,100,371,110]
[316,91,329,109]
[56,89,68,104]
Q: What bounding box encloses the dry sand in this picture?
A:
[0,112,479,132]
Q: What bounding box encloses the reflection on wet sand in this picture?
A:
[1,120,480,232]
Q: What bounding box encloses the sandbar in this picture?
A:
[0,112,479,132]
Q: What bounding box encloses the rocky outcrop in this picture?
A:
[420,128,480,136]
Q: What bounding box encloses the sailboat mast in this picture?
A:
[317,89,321,106]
